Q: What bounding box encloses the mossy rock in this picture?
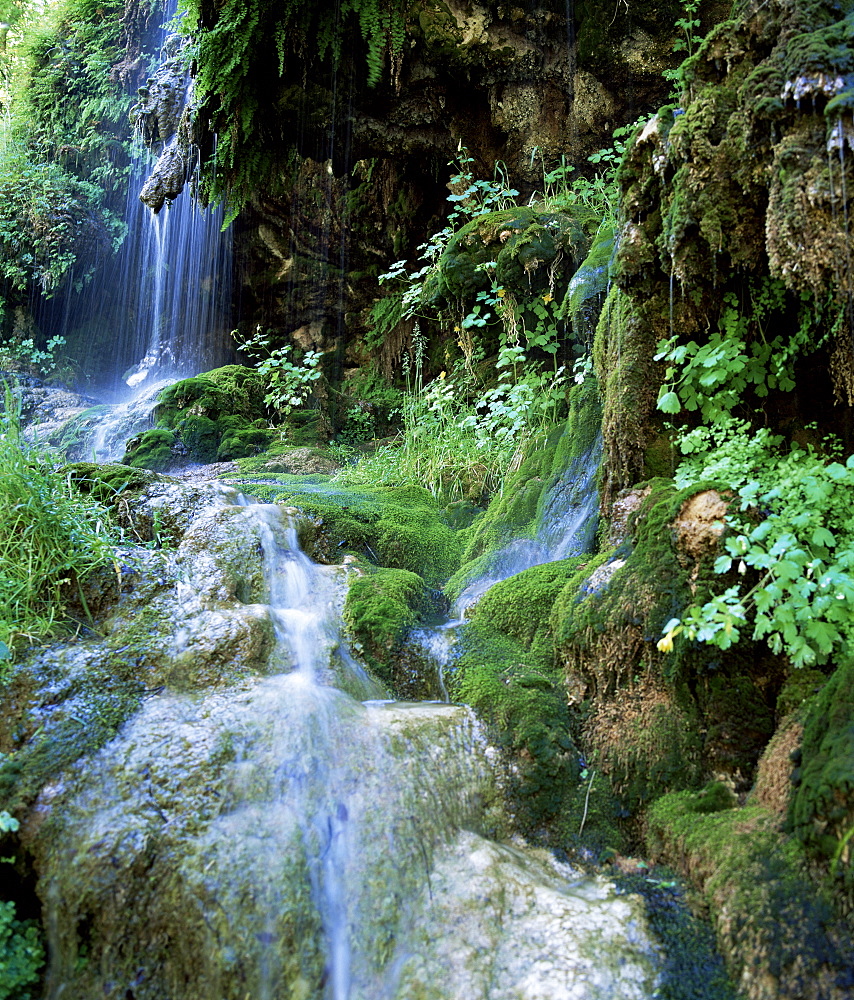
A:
[65,462,166,504]
[343,567,429,693]
[647,793,854,1000]
[450,377,602,592]
[468,556,589,650]
[788,659,854,891]
[686,781,738,814]
[220,480,461,587]
[124,366,275,469]
[157,365,267,424]
[550,479,698,696]
[423,205,600,310]
[582,674,705,821]
[448,621,580,840]
[122,427,179,472]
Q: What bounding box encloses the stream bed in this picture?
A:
[32,494,662,1000]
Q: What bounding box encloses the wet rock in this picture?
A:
[32,680,508,1000]
[258,447,341,475]
[392,830,660,1000]
[139,132,191,212]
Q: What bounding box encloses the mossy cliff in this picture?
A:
[169,0,701,418]
[598,0,854,504]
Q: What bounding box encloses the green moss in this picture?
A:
[449,377,602,594]
[788,659,854,890]
[594,285,666,507]
[222,480,461,587]
[449,621,580,839]
[469,557,589,649]
[647,792,852,992]
[122,427,177,471]
[775,668,827,720]
[686,781,738,814]
[121,366,275,469]
[343,567,428,690]
[177,414,220,463]
[424,205,600,311]
[158,365,267,423]
[551,479,713,694]
[65,462,165,504]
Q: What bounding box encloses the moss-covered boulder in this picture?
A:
[223,480,462,588]
[548,479,785,833]
[123,366,276,470]
[445,557,597,842]
[423,205,600,310]
[647,793,854,1000]
[343,567,429,693]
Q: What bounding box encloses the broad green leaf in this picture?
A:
[657,390,682,414]
[811,526,836,548]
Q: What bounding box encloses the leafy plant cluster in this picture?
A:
[655,280,837,422]
[662,0,703,97]
[0,387,119,668]
[234,327,323,419]
[0,810,44,1000]
[179,0,406,222]
[530,118,646,224]
[16,0,145,194]
[659,416,854,668]
[346,142,627,501]
[0,0,150,345]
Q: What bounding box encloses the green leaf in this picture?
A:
[657,390,682,414]
[804,619,840,654]
[811,526,836,548]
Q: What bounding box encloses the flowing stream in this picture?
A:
[39,496,662,1000]
[408,428,603,699]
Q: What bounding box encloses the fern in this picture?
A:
[179,0,407,216]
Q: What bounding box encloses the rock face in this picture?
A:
[598,0,854,500]
[132,36,195,213]
[183,0,686,365]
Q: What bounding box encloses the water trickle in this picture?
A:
[452,431,602,617]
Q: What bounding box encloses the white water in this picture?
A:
[41,498,661,1000]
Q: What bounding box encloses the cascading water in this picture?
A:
[407,394,603,696]
[33,6,232,461]
[39,495,662,1000]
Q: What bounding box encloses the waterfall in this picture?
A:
[39,496,661,1000]
[116,151,232,391]
[29,6,233,460]
[450,430,602,617]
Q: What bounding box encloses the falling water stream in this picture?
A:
[408,430,603,698]
[39,494,662,1000]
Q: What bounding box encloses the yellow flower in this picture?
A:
[496,288,506,298]
[657,632,674,653]
[439,370,446,379]
[542,292,554,304]
[454,324,461,332]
